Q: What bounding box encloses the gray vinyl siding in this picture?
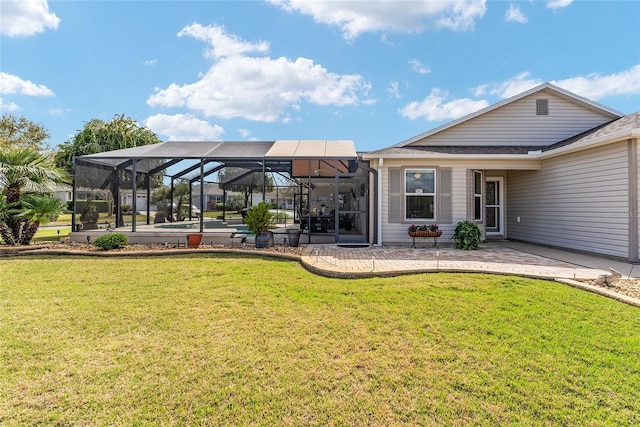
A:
[380,162,467,243]
[507,141,629,257]
[409,90,616,147]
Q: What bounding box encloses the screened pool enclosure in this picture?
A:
[72,140,373,245]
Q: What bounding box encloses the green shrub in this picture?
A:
[244,202,275,234]
[452,220,482,250]
[93,233,128,250]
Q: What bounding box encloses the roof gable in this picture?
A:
[395,83,623,148]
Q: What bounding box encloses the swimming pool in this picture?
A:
[156,220,250,234]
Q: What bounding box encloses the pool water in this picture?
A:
[156,220,250,234]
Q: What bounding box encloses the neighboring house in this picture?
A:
[363,83,639,262]
[191,182,226,210]
[51,184,73,205]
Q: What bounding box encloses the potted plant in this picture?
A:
[187,233,203,248]
[286,226,302,247]
[80,199,99,230]
[452,220,482,250]
[407,223,441,238]
[244,201,275,248]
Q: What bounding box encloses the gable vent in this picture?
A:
[536,99,549,115]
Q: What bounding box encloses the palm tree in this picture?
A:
[150,182,190,221]
[17,194,66,244]
[0,147,68,204]
[0,191,18,245]
[0,147,68,244]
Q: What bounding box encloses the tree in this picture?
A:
[0,191,18,245]
[55,114,162,174]
[151,182,190,221]
[16,194,65,244]
[0,147,68,245]
[0,114,51,153]
[0,147,67,205]
[218,167,275,208]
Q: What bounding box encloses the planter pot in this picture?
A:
[255,232,274,248]
[286,229,302,247]
[187,233,203,248]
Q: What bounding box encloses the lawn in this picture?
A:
[1,254,638,425]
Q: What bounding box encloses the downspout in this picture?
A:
[377,158,383,246]
[356,157,379,246]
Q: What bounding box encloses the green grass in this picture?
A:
[31,227,71,242]
[1,255,639,425]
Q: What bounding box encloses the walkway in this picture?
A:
[300,242,638,281]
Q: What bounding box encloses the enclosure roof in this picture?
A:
[77,140,357,162]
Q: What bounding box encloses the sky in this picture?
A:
[1,0,639,153]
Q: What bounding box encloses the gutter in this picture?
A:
[539,129,640,159]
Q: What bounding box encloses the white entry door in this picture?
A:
[485,178,503,236]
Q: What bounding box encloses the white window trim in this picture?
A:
[404,168,436,221]
[473,170,483,222]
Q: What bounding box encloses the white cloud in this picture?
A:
[505,4,527,23]
[409,59,431,75]
[552,64,640,100]
[546,0,573,10]
[148,25,370,122]
[48,107,70,116]
[471,83,489,97]
[143,59,157,66]
[0,0,60,37]
[486,72,542,99]
[238,129,251,138]
[472,65,640,101]
[387,81,401,99]
[268,0,486,40]
[0,97,20,111]
[0,72,55,96]
[399,88,489,121]
[144,114,224,141]
[178,23,269,59]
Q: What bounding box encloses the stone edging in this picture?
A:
[554,278,640,308]
[4,246,638,308]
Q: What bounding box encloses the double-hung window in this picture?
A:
[405,169,435,220]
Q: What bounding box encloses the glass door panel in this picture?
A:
[485,179,502,234]
[336,174,367,243]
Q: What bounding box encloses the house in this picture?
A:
[50,184,73,205]
[71,84,638,257]
[362,83,639,261]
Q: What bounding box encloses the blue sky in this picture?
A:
[1,0,639,152]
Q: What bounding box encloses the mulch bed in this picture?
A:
[1,241,306,257]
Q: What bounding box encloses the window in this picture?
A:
[405,169,435,220]
[473,171,482,221]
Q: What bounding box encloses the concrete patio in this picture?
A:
[300,242,636,281]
